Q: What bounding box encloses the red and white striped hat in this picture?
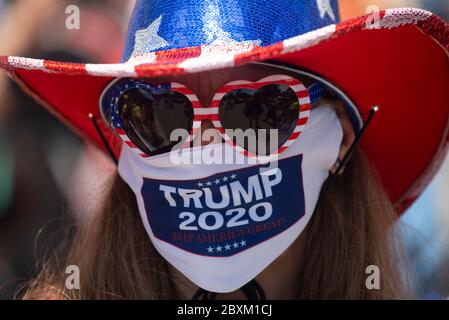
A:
[1,1,448,214]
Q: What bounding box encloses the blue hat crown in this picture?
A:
[122,0,340,61]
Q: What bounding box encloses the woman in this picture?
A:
[28,63,410,300]
[1,0,448,300]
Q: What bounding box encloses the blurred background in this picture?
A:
[0,0,447,299]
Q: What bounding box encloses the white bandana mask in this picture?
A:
[118,105,343,293]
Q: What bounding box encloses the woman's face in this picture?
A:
[149,64,357,299]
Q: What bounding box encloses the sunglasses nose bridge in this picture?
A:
[191,93,222,133]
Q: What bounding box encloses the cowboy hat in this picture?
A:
[1,0,448,213]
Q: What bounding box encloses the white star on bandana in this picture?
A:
[132,15,169,56]
[316,0,336,21]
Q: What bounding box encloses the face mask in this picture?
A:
[118,105,343,293]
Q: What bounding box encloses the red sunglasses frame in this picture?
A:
[103,74,311,160]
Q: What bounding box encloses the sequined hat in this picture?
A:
[1,0,448,213]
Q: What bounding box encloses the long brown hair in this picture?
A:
[22,147,413,299]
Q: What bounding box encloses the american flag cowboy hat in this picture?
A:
[1,0,448,214]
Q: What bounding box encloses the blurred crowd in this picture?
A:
[0,0,134,299]
[0,0,448,299]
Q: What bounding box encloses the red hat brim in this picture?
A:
[1,8,448,214]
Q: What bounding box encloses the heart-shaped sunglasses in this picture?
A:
[100,74,325,159]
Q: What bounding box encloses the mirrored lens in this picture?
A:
[219,84,299,156]
[118,88,194,155]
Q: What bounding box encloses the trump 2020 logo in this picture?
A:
[141,155,305,256]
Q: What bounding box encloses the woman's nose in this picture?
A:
[193,119,222,147]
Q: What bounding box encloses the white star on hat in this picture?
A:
[132,14,169,57]
[316,0,336,21]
